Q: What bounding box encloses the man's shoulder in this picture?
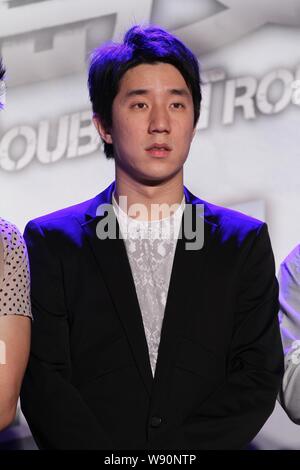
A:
[187,190,265,242]
[25,182,115,234]
[185,187,264,236]
[25,197,94,234]
[199,199,269,257]
[203,199,264,232]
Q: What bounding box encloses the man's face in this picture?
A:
[94,62,197,184]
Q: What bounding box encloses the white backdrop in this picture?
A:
[0,0,300,449]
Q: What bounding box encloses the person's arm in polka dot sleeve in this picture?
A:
[278,244,300,424]
[0,220,31,431]
[0,220,32,318]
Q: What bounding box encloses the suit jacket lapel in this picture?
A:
[149,189,219,411]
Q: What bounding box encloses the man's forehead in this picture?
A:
[118,63,191,97]
[122,62,184,84]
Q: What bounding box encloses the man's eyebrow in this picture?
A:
[123,89,148,100]
[124,88,191,99]
[168,88,191,98]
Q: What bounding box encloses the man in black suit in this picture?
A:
[21,24,283,450]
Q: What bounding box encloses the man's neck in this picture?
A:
[114,169,184,221]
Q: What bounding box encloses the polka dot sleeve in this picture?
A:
[0,218,32,318]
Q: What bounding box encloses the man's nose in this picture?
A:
[148,106,171,133]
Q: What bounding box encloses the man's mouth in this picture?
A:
[145,143,172,157]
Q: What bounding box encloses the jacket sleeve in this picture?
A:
[20,220,114,449]
[278,245,300,424]
[177,223,284,449]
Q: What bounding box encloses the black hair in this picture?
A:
[88,24,201,159]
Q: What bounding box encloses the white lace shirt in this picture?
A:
[112,193,185,377]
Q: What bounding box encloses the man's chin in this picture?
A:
[136,171,182,187]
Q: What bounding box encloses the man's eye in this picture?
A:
[171,103,185,109]
[132,103,147,109]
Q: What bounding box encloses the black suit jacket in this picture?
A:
[21,181,283,450]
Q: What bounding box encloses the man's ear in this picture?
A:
[92,115,113,144]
